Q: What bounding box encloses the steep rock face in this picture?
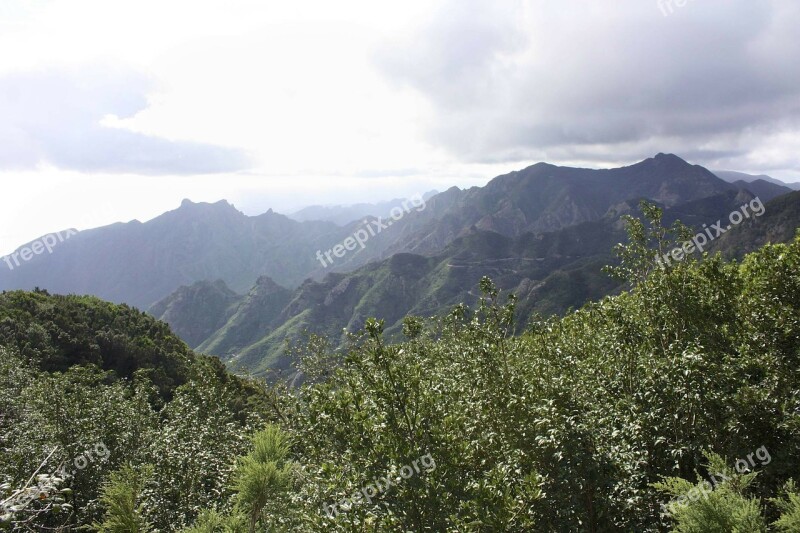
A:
[149,279,242,348]
[168,186,798,377]
[195,275,292,356]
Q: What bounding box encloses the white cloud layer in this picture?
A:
[0,0,798,251]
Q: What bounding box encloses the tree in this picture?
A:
[231,425,294,533]
[94,465,153,533]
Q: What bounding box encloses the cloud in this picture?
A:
[0,64,251,174]
[375,0,800,174]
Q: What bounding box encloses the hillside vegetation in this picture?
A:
[2,206,800,531]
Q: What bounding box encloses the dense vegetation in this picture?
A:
[2,205,800,531]
[0,295,277,530]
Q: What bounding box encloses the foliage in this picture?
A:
[231,426,295,532]
[3,210,800,531]
[181,508,248,533]
[653,452,768,532]
[772,480,800,532]
[94,465,153,533]
[0,290,194,401]
[0,291,276,532]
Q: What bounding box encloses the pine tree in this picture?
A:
[94,465,153,533]
[231,425,294,533]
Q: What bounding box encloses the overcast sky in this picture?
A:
[1,0,799,253]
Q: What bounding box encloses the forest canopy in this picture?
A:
[2,208,799,531]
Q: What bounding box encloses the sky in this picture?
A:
[1,0,799,254]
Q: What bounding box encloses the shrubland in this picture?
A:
[2,205,799,531]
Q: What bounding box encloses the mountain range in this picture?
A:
[2,154,797,375]
[149,155,800,375]
[287,191,439,226]
[713,169,800,191]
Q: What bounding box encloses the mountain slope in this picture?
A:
[194,275,292,357]
[378,153,735,258]
[714,170,800,190]
[148,279,243,348]
[709,190,800,259]
[0,199,356,309]
[730,179,792,202]
[173,190,774,375]
[309,154,738,277]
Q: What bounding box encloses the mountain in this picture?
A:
[302,153,739,277]
[0,199,356,309]
[376,153,736,257]
[194,275,292,359]
[0,154,751,321]
[714,170,800,190]
[147,279,244,348]
[730,179,793,202]
[158,189,770,375]
[287,191,439,225]
[709,190,800,259]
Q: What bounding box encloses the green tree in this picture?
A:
[772,481,800,532]
[231,425,294,533]
[94,465,153,533]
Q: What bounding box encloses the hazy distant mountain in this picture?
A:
[729,179,793,202]
[180,190,765,376]
[287,191,439,226]
[1,153,758,325]
[0,199,356,309]
[157,185,776,376]
[714,170,800,190]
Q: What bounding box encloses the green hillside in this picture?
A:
[5,212,800,531]
[157,189,792,376]
[0,290,276,530]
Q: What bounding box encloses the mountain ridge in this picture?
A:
[152,183,800,375]
[3,154,793,324]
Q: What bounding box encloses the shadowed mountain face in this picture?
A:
[152,183,800,377]
[299,153,743,276]
[729,179,793,202]
[1,154,782,334]
[0,199,356,309]
[709,190,800,259]
[375,153,737,258]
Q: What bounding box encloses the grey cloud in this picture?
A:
[0,65,250,174]
[375,0,800,173]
